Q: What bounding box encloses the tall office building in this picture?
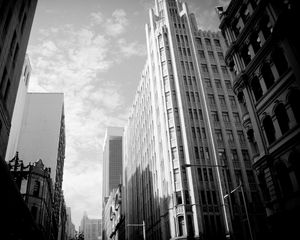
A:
[5,54,31,161]
[123,0,265,239]
[0,0,38,161]
[102,127,123,201]
[17,93,66,227]
[217,0,300,239]
[0,1,40,239]
[79,213,102,240]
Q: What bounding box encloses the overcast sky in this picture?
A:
[27,0,229,229]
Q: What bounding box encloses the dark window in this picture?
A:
[263,115,276,144]
[272,48,288,76]
[288,89,300,123]
[251,76,263,101]
[241,45,251,66]
[274,103,289,134]
[261,63,274,89]
[33,180,40,197]
[31,206,38,220]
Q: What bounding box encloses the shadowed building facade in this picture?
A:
[217,0,300,239]
[123,0,265,239]
[0,1,40,239]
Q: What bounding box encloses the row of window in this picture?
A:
[251,48,289,102]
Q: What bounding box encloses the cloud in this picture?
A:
[90,11,103,25]
[118,38,147,58]
[105,9,129,37]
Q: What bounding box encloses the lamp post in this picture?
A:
[224,180,254,240]
[183,163,233,240]
[127,220,146,240]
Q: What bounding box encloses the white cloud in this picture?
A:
[90,11,104,25]
[105,9,129,37]
[118,38,147,58]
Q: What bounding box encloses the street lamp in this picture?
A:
[127,220,146,240]
[183,163,233,240]
[224,180,254,240]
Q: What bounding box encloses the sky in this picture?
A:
[27,0,229,229]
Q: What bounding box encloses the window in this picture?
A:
[251,76,263,101]
[214,39,221,48]
[201,64,208,73]
[225,80,232,90]
[272,48,288,76]
[215,79,222,89]
[241,45,251,66]
[276,161,293,197]
[199,50,205,59]
[208,51,215,61]
[208,94,216,105]
[218,52,224,62]
[211,65,218,74]
[288,89,300,123]
[196,38,203,48]
[222,112,230,122]
[219,95,226,106]
[33,181,40,197]
[215,130,223,142]
[232,150,240,168]
[205,38,212,48]
[189,109,193,119]
[171,147,177,160]
[202,128,207,139]
[261,63,274,89]
[178,216,185,236]
[211,111,219,122]
[183,76,187,85]
[195,147,200,159]
[237,131,246,144]
[260,14,272,40]
[274,103,290,134]
[263,115,276,144]
[198,109,203,120]
[176,191,183,204]
[233,113,241,123]
[221,66,229,76]
[227,130,234,143]
[205,78,212,88]
[169,127,176,140]
[229,96,237,107]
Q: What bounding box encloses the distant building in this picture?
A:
[102,127,123,199]
[217,0,300,239]
[66,207,76,240]
[102,127,123,239]
[103,185,125,240]
[79,213,102,240]
[8,154,55,240]
[16,93,66,226]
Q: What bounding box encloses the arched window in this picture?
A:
[272,48,288,76]
[261,63,274,89]
[251,76,263,101]
[288,89,300,124]
[274,103,290,134]
[263,115,276,144]
[275,161,293,197]
[260,14,272,40]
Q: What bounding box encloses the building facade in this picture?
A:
[123,0,266,239]
[0,0,37,161]
[16,92,66,235]
[102,127,124,200]
[5,54,31,161]
[102,127,123,238]
[80,213,102,240]
[8,154,55,240]
[66,207,76,240]
[103,185,125,240]
[218,0,300,239]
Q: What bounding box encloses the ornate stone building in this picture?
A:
[217,0,300,238]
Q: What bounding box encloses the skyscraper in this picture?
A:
[0,0,38,161]
[123,0,264,239]
[102,127,123,200]
[217,0,300,239]
[5,54,31,161]
[80,212,102,240]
